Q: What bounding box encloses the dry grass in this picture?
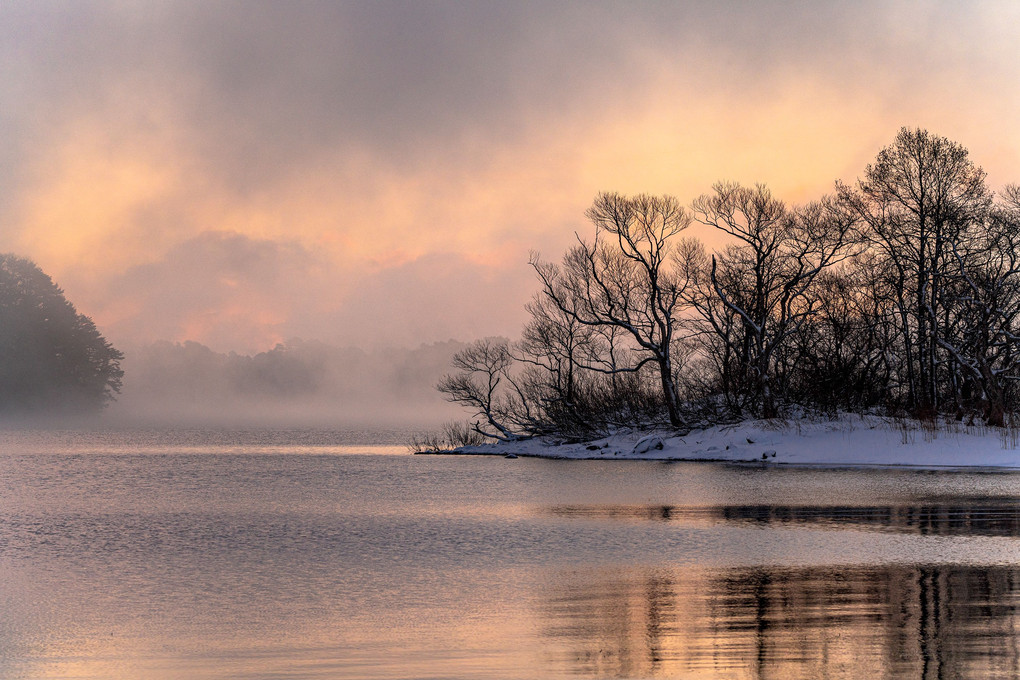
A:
[406,421,488,453]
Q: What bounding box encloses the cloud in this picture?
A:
[97,231,334,352]
[13,1,1006,194]
[327,252,537,347]
[4,1,1020,353]
[95,235,537,354]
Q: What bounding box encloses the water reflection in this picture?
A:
[4,451,1020,678]
[541,564,1020,679]
[547,500,1020,536]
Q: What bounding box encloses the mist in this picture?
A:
[103,338,470,429]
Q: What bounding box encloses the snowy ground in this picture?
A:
[436,415,1020,469]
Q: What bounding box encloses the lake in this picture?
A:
[1,427,1019,679]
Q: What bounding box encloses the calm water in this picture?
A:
[1,429,1020,679]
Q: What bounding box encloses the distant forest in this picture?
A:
[439,128,1020,444]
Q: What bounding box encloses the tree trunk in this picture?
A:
[761,378,777,419]
[658,357,684,428]
[981,365,1006,427]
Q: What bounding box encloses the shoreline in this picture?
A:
[416,414,1020,470]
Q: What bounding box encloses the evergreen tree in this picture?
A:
[0,254,123,414]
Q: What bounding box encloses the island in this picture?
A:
[421,129,1020,468]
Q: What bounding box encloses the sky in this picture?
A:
[3,0,1020,354]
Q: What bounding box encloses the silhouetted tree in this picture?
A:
[437,338,535,441]
[0,254,123,414]
[936,186,1020,426]
[787,262,897,412]
[435,127,1020,436]
[839,127,991,416]
[690,184,856,417]
[517,269,669,436]
[515,293,587,416]
[531,193,695,428]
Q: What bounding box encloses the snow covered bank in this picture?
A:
[427,415,1020,469]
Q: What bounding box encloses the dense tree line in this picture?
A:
[440,129,1020,440]
[0,254,123,415]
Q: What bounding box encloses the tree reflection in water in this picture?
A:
[541,564,1020,678]
[545,498,1020,537]
[539,499,1020,678]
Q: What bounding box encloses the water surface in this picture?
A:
[1,428,1019,678]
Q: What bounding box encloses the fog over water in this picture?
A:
[101,339,468,429]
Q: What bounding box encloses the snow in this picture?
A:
[632,434,665,454]
[437,414,1020,469]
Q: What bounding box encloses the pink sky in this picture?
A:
[3,1,1020,352]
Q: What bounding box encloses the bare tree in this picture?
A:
[675,237,751,415]
[513,293,598,433]
[838,127,991,416]
[935,186,1020,426]
[690,183,856,417]
[530,193,694,429]
[437,338,534,441]
[787,260,898,413]
[517,295,581,405]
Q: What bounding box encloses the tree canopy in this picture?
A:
[439,128,1020,442]
[0,254,123,415]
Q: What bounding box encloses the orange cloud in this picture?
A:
[7,2,1020,352]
